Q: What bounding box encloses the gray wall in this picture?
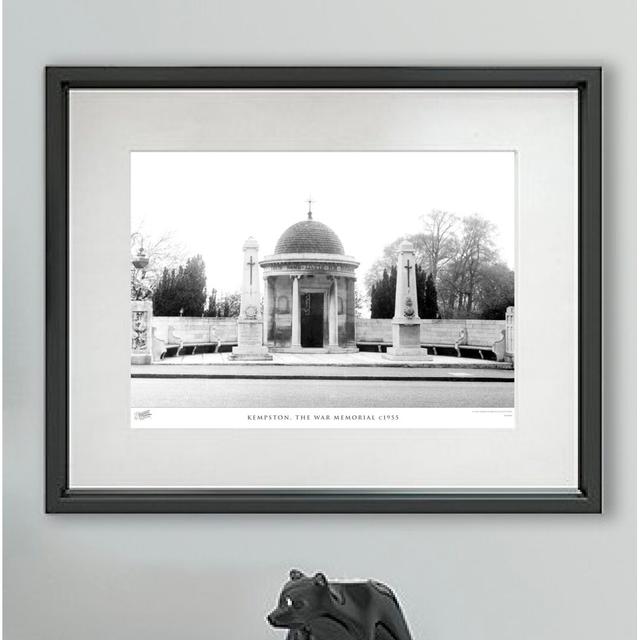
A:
[152,316,505,347]
[4,1,635,638]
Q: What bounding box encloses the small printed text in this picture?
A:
[246,413,399,422]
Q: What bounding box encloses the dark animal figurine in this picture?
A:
[267,569,413,640]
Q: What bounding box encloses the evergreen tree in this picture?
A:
[151,255,207,316]
[178,255,207,316]
[422,273,439,319]
[152,267,178,316]
[204,288,218,317]
[415,264,427,317]
[370,265,439,319]
[369,284,377,317]
[370,267,396,318]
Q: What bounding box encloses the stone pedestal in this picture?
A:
[230,236,273,360]
[383,319,432,360]
[383,240,432,361]
[131,299,153,365]
[230,319,272,360]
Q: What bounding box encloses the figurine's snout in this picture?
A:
[267,607,299,629]
[267,609,283,627]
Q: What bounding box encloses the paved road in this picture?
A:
[132,378,513,408]
[132,364,513,381]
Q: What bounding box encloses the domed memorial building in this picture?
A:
[260,208,359,352]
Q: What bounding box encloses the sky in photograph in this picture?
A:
[131,151,515,297]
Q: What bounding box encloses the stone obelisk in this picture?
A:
[230,237,273,360]
[383,240,432,361]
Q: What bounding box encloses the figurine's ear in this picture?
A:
[314,572,328,587]
[289,569,304,581]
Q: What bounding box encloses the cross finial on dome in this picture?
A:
[306,197,314,220]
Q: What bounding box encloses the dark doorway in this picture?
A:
[301,292,324,348]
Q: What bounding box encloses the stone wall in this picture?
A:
[152,316,238,344]
[153,316,505,348]
[356,318,505,346]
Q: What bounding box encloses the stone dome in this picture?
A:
[274,218,345,255]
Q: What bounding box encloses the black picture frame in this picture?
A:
[46,66,602,514]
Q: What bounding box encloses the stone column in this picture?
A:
[238,236,261,319]
[505,305,515,363]
[291,275,301,348]
[384,241,431,361]
[328,277,339,348]
[263,276,271,346]
[230,237,273,360]
[131,299,153,364]
[393,241,419,320]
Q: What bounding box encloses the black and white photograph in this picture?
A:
[130,151,515,428]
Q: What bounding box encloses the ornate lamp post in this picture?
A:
[130,234,152,301]
[130,234,153,365]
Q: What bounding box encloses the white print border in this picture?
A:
[131,407,514,429]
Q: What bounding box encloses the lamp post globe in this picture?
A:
[132,246,149,270]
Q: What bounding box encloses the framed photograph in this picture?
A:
[46,67,601,513]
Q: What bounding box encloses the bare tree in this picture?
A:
[366,210,511,319]
[439,214,497,315]
[364,233,428,292]
[354,288,366,318]
[419,210,458,282]
[130,228,188,292]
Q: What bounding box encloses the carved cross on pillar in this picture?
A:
[404,259,412,288]
[247,255,256,285]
